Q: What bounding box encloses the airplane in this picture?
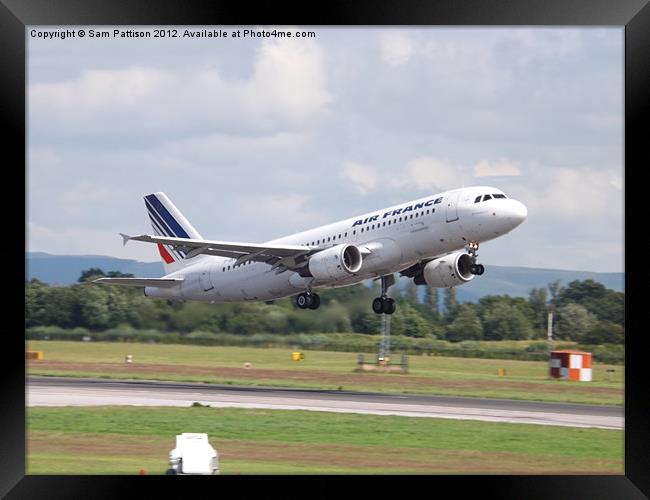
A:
[94,187,527,314]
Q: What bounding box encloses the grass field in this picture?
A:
[27,406,623,474]
[27,341,624,405]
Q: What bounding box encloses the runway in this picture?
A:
[27,376,624,430]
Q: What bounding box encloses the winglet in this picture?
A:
[120,233,131,246]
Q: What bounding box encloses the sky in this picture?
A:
[27,27,624,273]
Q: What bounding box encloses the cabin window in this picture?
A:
[361,228,364,232]
[222,267,225,272]
[228,266,231,270]
[344,232,347,237]
[399,217,402,222]
[474,196,481,203]
[353,230,356,235]
[483,194,492,201]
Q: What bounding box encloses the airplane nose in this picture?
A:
[509,200,527,226]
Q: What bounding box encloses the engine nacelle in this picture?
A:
[308,244,362,281]
[420,251,475,288]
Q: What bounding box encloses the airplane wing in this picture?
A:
[93,277,184,287]
[120,233,315,273]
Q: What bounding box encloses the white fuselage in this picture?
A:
[145,186,527,303]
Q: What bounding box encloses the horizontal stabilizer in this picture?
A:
[120,233,313,271]
[93,277,183,288]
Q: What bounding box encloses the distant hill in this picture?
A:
[26,252,164,285]
[452,265,623,302]
[26,252,624,300]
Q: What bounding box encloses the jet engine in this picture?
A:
[417,251,475,288]
[308,244,362,281]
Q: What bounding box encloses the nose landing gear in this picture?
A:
[296,291,321,310]
[470,263,485,275]
[372,274,396,315]
[466,241,485,276]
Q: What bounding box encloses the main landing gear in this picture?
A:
[466,241,485,276]
[372,274,396,315]
[296,291,320,310]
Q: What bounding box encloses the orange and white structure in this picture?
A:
[549,350,592,381]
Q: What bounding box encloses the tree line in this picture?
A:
[25,268,624,345]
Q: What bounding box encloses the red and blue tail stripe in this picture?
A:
[144,194,189,263]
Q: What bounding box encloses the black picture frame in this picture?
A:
[5,0,647,497]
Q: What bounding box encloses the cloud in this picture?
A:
[473,159,521,177]
[360,28,621,145]
[234,193,326,231]
[28,149,65,179]
[27,28,623,272]
[339,156,519,195]
[536,167,622,219]
[161,131,312,164]
[252,35,332,122]
[496,166,622,227]
[378,31,416,66]
[28,222,158,262]
[339,161,380,195]
[509,29,582,64]
[404,157,472,192]
[29,36,332,137]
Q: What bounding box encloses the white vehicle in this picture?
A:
[166,433,219,475]
[95,186,527,314]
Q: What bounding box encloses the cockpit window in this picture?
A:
[483,194,492,201]
[474,196,482,203]
[493,194,506,199]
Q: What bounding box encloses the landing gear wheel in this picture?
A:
[373,297,396,314]
[308,293,321,310]
[297,292,320,310]
[383,298,396,315]
[372,274,398,315]
[296,293,312,309]
[470,264,479,275]
[476,264,485,276]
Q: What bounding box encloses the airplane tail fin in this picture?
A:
[144,192,204,273]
